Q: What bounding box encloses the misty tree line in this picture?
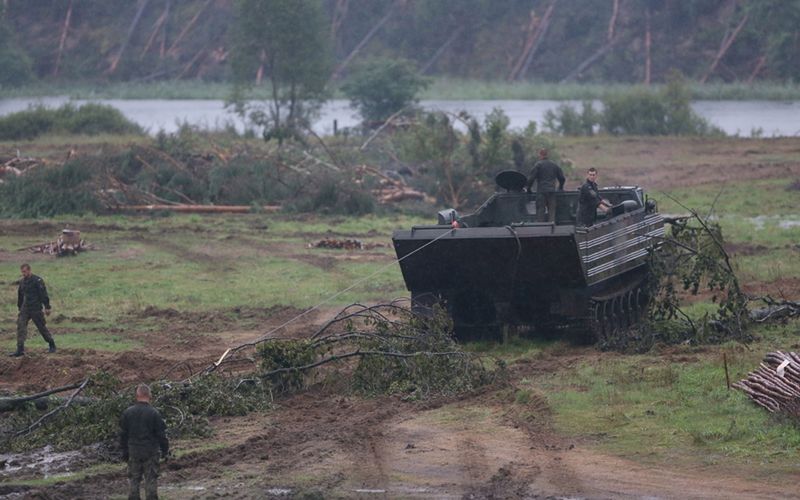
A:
[0,0,799,89]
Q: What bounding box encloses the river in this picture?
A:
[0,97,798,137]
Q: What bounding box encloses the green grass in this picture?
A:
[527,321,800,470]
[658,179,799,218]
[0,214,412,337]
[3,79,800,101]
[0,331,139,352]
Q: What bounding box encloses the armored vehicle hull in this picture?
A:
[392,171,663,340]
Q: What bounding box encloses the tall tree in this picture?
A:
[231,0,331,142]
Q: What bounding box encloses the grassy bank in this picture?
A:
[2,79,800,101]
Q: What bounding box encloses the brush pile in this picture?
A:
[25,229,90,257]
[309,238,386,250]
[734,351,800,418]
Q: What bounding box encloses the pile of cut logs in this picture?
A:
[309,238,386,250]
[26,229,90,257]
[733,351,800,418]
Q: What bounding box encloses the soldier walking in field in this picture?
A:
[120,384,170,500]
[11,263,55,357]
[525,148,566,222]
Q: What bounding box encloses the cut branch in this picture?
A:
[0,381,84,412]
[13,379,90,437]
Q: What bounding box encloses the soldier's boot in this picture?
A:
[48,341,56,353]
[9,349,24,357]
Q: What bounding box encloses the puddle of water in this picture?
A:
[0,445,87,478]
[266,488,292,495]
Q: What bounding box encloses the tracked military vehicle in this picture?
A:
[392,170,664,340]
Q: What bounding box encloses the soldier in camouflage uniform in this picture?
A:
[120,384,169,500]
[12,263,55,357]
[525,148,566,223]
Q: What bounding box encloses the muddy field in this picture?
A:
[1,136,800,498]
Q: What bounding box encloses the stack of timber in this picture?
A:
[733,351,800,418]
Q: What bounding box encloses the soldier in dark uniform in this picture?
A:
[120,384,169,500]
[577,167,611,227]
[525,148,566,222]
[12,263,55,357]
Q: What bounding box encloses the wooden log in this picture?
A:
[114,204,282,214]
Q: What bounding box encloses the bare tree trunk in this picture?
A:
[608,0,620,41]
[507,9,539,81]
[167,0,213,56]
[746,54,766,84]
[141,1,170,59]
[519,0,557,80]
[561,36,621,83]
[332,0,399,80]
[700,14,748,83]
[160,0,171,59]
[644,7,651,85]
[330,0,349,46]
[255,50,266,85]
[177,43,211,79]
[52,0,73,77]
[107,0,151,75]
[421,26,463,75]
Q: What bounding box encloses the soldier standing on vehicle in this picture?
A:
[120,384,169,500]
[525,148,566,222]
[577,167,611,227]
[11,263,55,357]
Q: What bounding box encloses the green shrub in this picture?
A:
[544,75,724,137]
[543,101,598,136]
[0,161,101,217]
[0,103,142,140]
[342,57,430,125]
[288,175,375,215]
[602,74,722,136]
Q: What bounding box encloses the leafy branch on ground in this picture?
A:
[1,303,501,452]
